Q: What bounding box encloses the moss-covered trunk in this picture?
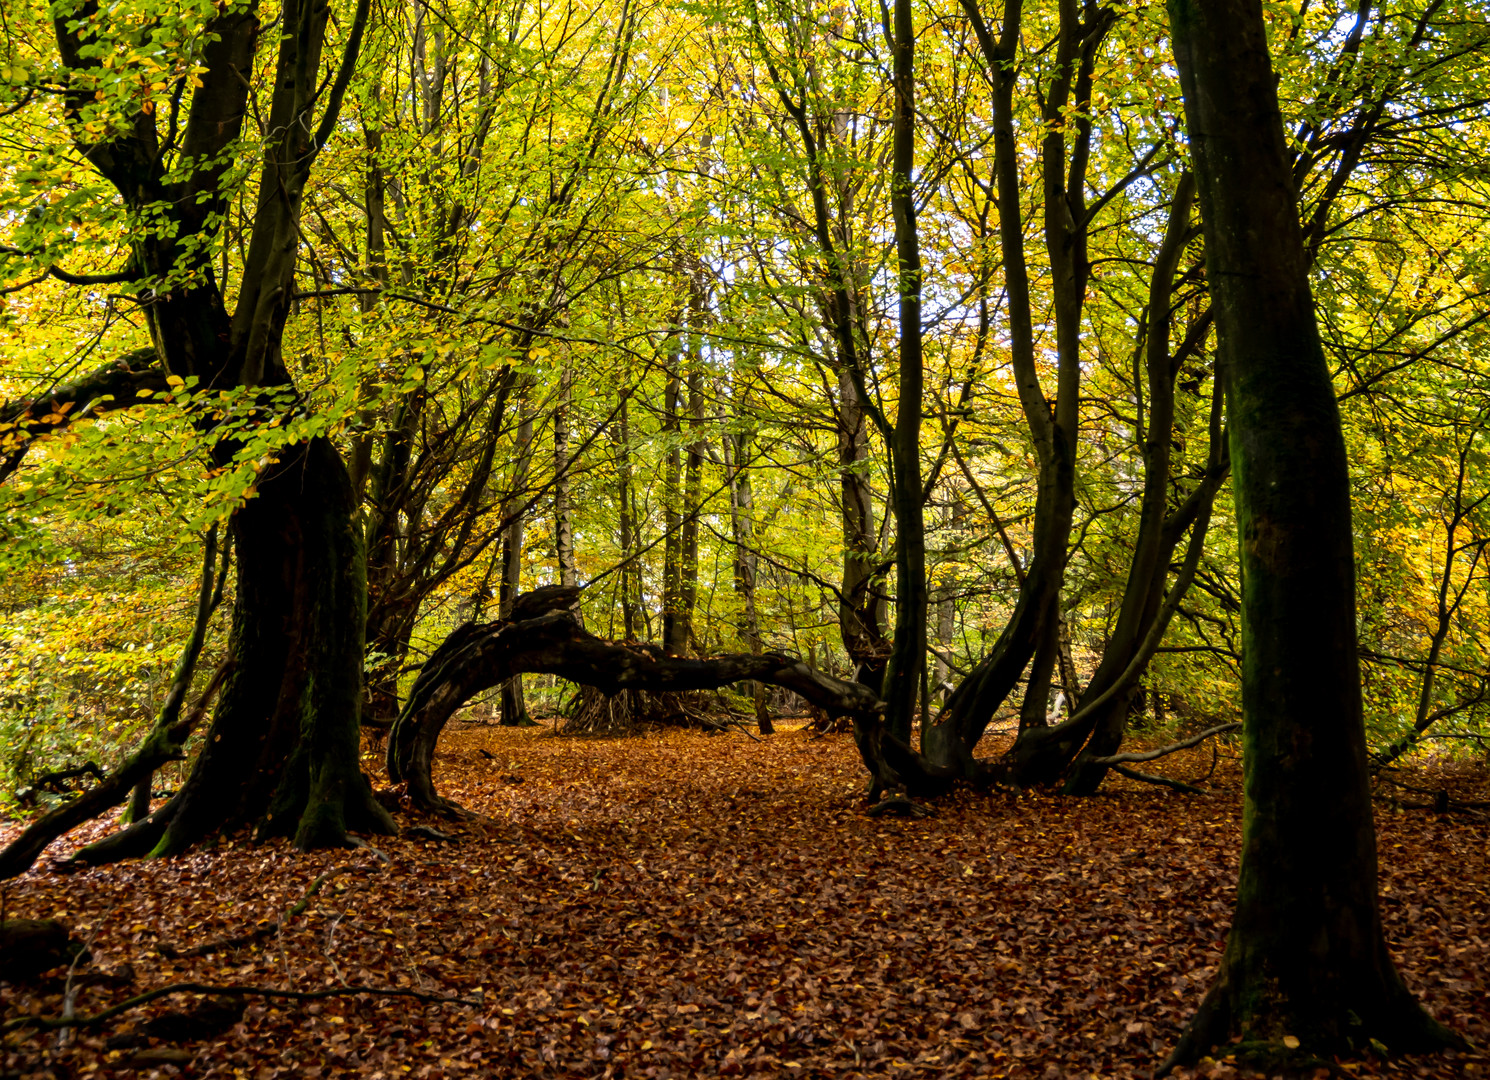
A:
[1160,0,1462,1066]
[84,440,394,862]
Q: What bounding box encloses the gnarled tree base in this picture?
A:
[1159,946,1466,1076]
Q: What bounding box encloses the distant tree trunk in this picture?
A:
[680,357,704,652]
[498,393,535,727]
[837,368,890,692]
[662,338,687,655]
[554,352,577,589]
[932,491,965,709]
[362,390,425,723]
[615,395,642,641]
[1159,0,1464,1067]
[724,398,773,735]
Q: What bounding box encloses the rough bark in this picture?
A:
[142,440,394,856]
[1159,0,1464,1067]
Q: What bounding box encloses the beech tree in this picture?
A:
[1159,0,1466,1066]
[0,0,400,858]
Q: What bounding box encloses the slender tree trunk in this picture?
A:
[837,368,889,692]
[1159,0,1463,1067]
[122,527,227,824]
[554,352,577,589]
[925,0,1103,776]
[725,395,773,734]
[879,0,927,746]
[362,390,425,722]
[498,393,535,727]
[680,360,704,652]
[615,395,641,641]
[662,344,687,654]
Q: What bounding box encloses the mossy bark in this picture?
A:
[102,440,393,858]
[1160,0,1463,1067]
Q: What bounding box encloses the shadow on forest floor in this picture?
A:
[2,725,1487,1078]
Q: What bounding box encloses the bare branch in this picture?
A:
[1086,722,1241,766]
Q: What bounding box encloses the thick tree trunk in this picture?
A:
[87,441,395,861]
[1159,0,1464,1068]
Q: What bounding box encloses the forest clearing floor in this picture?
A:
[2,722,1487,1080]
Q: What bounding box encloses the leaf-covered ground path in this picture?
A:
[2,724,1487,1079]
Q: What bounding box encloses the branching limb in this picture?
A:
[0,348,166,484]
[1086,722,1241,766]
[0,661,231,880]
[1110,765,1206,795]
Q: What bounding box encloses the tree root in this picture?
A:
[866,793,938,818]
[2,982,483,1034]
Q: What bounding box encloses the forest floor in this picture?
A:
[1,721,1487,1080]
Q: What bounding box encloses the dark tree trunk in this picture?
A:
[150,441,392,855]
[925,0,1104,776]
[879,0,927,745]
[1159,0,1464,1068]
